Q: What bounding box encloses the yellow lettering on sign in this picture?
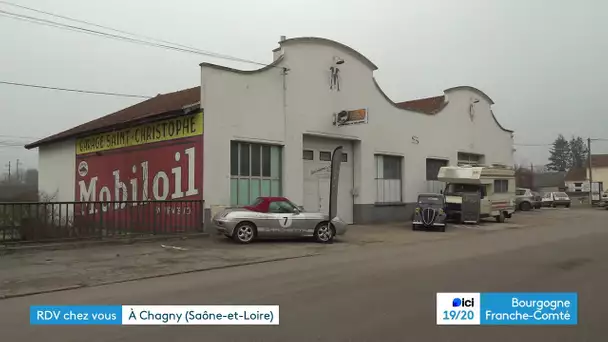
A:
[76,112,203,155]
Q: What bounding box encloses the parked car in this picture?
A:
[212,196,348,243]
[541,192,571,208]
[515,188,540,211]
[412,193,447,232]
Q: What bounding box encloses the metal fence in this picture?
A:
[0,200,203,243]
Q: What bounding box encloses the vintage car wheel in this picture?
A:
[314,222,335,243]
[233,222,256,244]
[412,224,418,231]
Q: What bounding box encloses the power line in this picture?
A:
[0,0,266,66]
[0,80,153,99]
[0,6,272,67]
[0,134,42,140]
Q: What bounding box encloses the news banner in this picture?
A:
[437,292,578,325]
[29,292,577,326]
[30,306,279,325]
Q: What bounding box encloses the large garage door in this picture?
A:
[302,136,353,224]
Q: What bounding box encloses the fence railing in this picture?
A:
[0,200,203,243]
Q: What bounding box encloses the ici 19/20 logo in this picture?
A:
[452,297,475,308]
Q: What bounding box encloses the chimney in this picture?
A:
[274,35,286,61]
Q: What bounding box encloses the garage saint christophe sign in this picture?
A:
[76,112,203,155]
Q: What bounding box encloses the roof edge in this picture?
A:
[490,110,513,133]
[443,85,513,133]
[372,78,449,115]
[200,55,284,74]
[444,86,495,105]
[396,95,448,115]
[24,105,201,150]
[279,37,378,71]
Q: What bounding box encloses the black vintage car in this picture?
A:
[412,193,447,232]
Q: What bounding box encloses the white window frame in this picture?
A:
[374,154,403,203]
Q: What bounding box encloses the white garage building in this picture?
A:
[201,36,515,225]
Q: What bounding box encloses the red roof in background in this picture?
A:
[396,95,447,114]
[565,167,587,181]
[589,154,608,168]
[25,86,200,149]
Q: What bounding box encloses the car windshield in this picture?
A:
[269,200,298,213]
[556,192,568,197]
[418,195,444,205]
[516,189,526,195]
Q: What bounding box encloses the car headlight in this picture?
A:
[439,208,445,215]
[415,207,420,213]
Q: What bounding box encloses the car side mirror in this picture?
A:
[293,208,300,215]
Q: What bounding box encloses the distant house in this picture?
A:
[533,172,566,193]
[587,154,608,193]
[565,167,588,192]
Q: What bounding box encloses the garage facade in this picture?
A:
[201,36,515,226]
[26,36,515,231]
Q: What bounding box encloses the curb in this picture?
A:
[0,253,320,300]
[0,233,209,254]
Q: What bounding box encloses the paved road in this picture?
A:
[2,209,607,341]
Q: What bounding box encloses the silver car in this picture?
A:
[212,196,348,244]
[515,188,540,211]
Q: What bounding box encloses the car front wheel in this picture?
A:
[520,202,532,211]
[233,222,257,244]
[314,222,335,243]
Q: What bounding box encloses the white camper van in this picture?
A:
[437,164,516,223]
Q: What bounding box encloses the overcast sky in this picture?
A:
[1,0,607,173]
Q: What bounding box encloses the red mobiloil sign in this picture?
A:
[74,112,203,232]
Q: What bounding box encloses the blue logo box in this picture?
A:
[480,293,578,325]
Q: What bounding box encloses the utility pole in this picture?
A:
[15,159,21,182]
[4,161,10,182]
[588,138,593,206]
[530,163,534,190]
